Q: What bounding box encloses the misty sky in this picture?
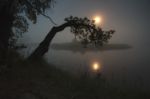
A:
[23,0,150,46]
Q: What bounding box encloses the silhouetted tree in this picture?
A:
[0,0,55,64]
[29,16,115,59]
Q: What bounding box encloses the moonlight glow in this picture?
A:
[93,16,102,24]
[92,62,100,71]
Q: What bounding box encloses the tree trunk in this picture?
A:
[0,11,12,50]
[28,22,70,60]
[0,1,14,64]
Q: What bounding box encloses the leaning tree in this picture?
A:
[29,16,115,59]
[0,0,115,61]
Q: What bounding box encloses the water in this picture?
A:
[20,37,150,91]
[27,41,147,91]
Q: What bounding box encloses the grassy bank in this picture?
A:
[0,50,150,99]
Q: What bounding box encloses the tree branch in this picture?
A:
[24,0,57,25]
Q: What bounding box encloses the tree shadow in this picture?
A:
[50,42,132,54]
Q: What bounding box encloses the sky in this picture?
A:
[21,0,150,89]
[23,0,150,46]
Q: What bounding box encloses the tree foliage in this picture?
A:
[65,16,115,47]
[0,0,55,48]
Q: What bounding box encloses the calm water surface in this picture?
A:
[35,41,150,90]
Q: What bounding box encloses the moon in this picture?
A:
[92,62,100,71]
[93,16,102,24]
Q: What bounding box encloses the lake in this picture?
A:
[45,41,150,90]
[20,39,150,91]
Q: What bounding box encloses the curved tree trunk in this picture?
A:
[28,22,70,60]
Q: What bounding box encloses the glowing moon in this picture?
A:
[92,62,100,71]
[93,16,102,24]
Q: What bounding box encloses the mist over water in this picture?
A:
[45,42,150,89]
[21,36,150,91]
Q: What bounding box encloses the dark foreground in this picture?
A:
[0,50,150,99]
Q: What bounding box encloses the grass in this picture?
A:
[0,50,150,99]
